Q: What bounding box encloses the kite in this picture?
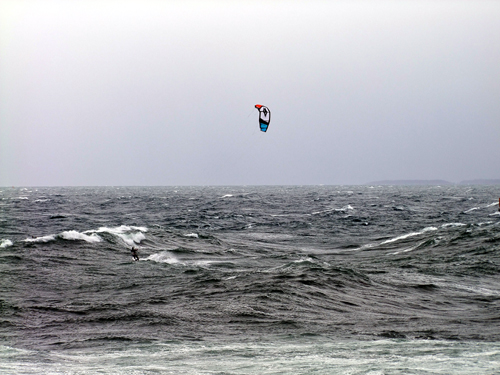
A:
[255,104,271,132]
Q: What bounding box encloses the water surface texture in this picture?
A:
[1,186,499,374]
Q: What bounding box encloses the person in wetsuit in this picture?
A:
[131,247,139,261]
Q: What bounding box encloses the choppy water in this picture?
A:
[1,185,499,374]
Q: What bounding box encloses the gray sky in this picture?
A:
[1,0,499,186]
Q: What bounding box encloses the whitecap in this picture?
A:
[477,221,494,226]
[449,283,500,297]
[464,207,481,213]
[312,205,354,215]
[0,239,13,248]
[221,194,234,198]
[90,225,148,246]
[194,260,215,266]
[59,231,102,243]
[441,223,466,228]
[355,243,376,251]
[130,225,148,232]
[146,251,180,264]
[381,227,438,245]
[24,235,56,243]
[123,232,147,246]
[389,245,419,255]
[343,205,354,211]
[293,257,315,264]
[353,227,439,252]
[113,231,146,247]
[184,233,199,238]
[94,225,148,234]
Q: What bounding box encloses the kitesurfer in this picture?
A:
[131,247,139,261]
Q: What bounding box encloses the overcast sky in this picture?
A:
[1,0,499,186]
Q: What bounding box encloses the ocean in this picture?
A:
[1,185,499,374]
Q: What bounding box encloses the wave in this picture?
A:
[24,232,100,244]
[311,205,354,216]
[356,221,481,252]
[464,207,481,213]
[382,220,492,247]
[88,226,148,247]
[146,251,181,264]
[23,225,148,246]
[145,250,233,268]
[24,235,57,243]
[381,227,438,245]
[464,201,499,213]
[441,223,466,228]
[60,231,102,243]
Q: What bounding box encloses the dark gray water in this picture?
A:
[1,185,499,374]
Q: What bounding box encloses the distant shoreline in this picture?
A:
[367,179,500,186]
[2,180,500,188]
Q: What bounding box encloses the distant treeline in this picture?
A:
[367,179,500,186]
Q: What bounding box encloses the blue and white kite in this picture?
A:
[254,104,271,132]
